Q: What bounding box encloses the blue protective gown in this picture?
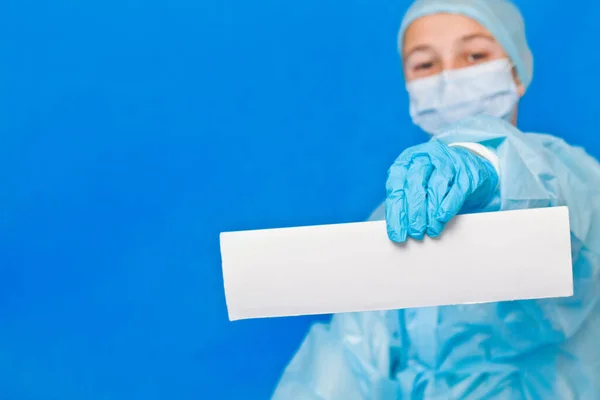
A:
[271,117,600,399]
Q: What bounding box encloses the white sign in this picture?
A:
[220,207,573,321]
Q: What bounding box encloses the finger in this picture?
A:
[405,156,434,240]
[436,173,471,223]
[386,189,408,243]
[426,168,454,238]
[385,161,409,243]
[386,157,410,191]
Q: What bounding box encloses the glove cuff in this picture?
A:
[448,142,499,175]
[449,142,500,193]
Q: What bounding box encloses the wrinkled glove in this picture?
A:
[386,140,499,243]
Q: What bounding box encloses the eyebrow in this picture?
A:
[460,33,496,43]
[403,45,434,60]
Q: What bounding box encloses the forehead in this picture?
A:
[403,13,493,55]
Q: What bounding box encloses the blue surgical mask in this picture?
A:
[406,59,519,135]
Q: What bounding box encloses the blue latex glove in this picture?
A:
[386,140,498,242]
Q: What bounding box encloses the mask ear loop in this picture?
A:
[507,60,526,97]
[493,60,520,124]
[507,62,521,125]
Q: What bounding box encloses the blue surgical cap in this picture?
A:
[398,0,534,90]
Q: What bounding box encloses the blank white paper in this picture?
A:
[220,207,573,321]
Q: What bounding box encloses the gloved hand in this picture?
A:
[386,140,499,242]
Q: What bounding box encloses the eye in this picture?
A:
[467,52,488,63]
[414,61,434,71]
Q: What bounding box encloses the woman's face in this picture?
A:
[402,13,524,95]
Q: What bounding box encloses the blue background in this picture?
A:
[1,0,599,398]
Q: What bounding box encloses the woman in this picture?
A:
[272,1,600,398]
